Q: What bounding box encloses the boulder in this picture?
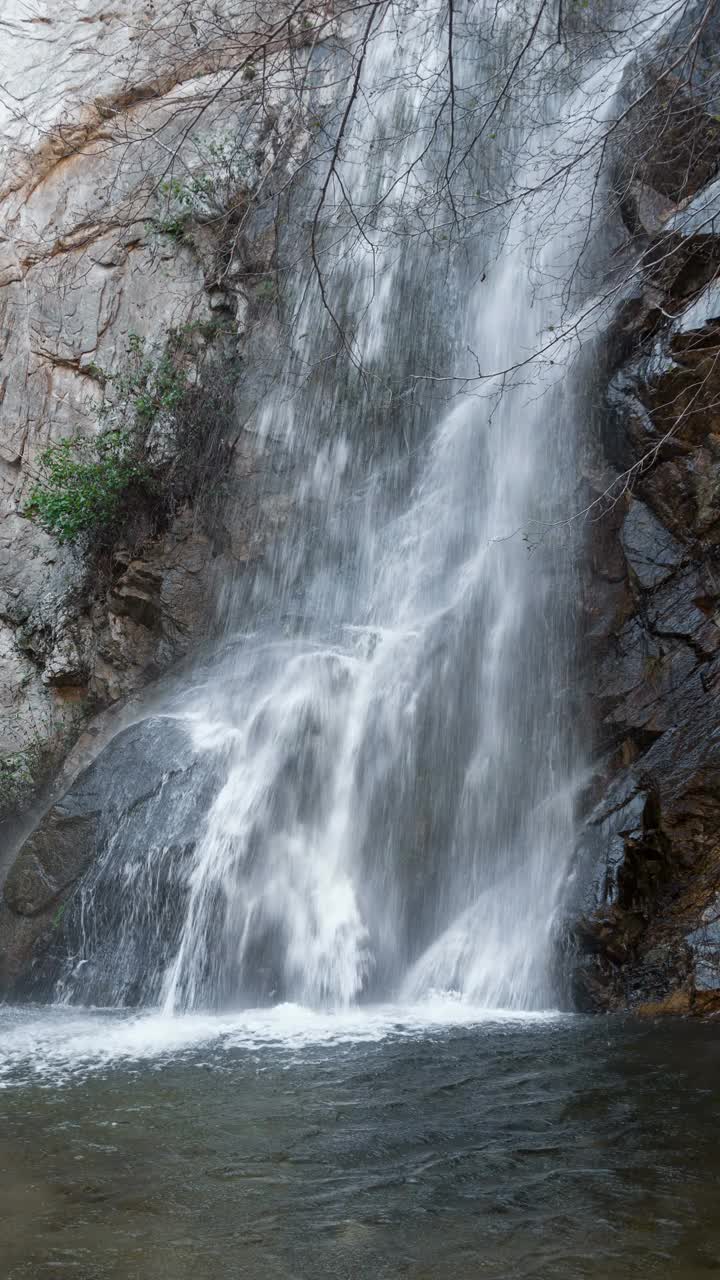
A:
[0,715,218,1001]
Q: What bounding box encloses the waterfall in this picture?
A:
[41,0,667,1013]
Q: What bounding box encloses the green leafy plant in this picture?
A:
[153,214,189,241]
[104,332,187,417]
[25,334,194,544]
[25,328,232,547]
[24,429,151,544]
[154,175,217,239]
[151,137,257,242]
[160,174,216,206]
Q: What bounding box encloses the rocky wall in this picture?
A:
[0,1,312,835]
[573,174,720,1015]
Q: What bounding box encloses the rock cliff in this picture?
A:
[573,167,720,1011]
[0,1,310,841]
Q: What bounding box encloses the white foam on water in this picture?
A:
[0,998,566,1090]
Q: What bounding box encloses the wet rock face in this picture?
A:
[619,500,685,589]
[612,0,720,238]
[574,176,720,1014]
[0,716,214,1000]
[614,75,720,235]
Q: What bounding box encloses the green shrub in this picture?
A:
[24,429,151,544]
[150,138,256,240]
[24,330,231,547]
[24,334,199,544]
[129,357,188,425]
[153,214,189,241]
[107,332,189,424]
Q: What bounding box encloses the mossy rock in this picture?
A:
[0,747,43,823]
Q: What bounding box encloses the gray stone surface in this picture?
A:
[0,1,306,823]
[0,715,208,993]
[620,500,685,589]
[575,199,720,1013]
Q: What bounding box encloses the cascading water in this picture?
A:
[36,0,667,1014]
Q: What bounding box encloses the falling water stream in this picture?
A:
[22,0,623,1013]
[4,3,716,1277]
[166,0,596,1015]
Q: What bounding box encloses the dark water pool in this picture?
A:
[2,1003,720,1279]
